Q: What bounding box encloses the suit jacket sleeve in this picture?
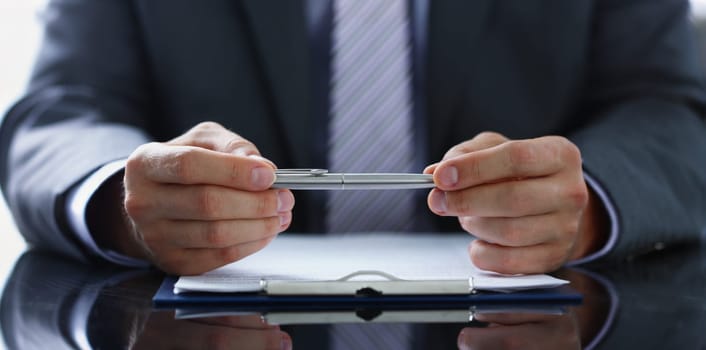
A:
[570,0,706,263]
[0,0,151,261]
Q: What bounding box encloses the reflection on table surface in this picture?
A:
[2,245,706,349]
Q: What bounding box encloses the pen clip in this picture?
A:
[275,169,329,176]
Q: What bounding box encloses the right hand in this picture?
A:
[122,122,294,275]
[133,313,291,350]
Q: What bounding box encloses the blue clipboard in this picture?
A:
[153,276,582,311]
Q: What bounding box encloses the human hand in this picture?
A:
[122,122,294,275]
[457,311,581,350]
[133,313,291,350]
[426,132,607,274]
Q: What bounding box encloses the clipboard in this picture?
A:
[154,276,582,309]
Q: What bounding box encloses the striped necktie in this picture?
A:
[327,0,416,233]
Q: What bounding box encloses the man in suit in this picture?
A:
[1,0,705,276]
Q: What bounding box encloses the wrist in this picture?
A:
[86,171,150,261]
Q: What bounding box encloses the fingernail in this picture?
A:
[423,163,438,174]
[279,212,291,228]
[430,190,448,214]
[277,190,294,212]
[281,334,292,350]
[251,167,275,188]
[438,166,458,187]
[457,329,468,348]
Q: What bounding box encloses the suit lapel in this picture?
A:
[426,0,492,160]
[240,0,311,166]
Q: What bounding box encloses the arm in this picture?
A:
[425,0,706,273]
[570,0,706,262]
[0,1,294,274]
[0,0,152,261]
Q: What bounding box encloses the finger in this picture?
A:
[132,186,294,221]
[425,132,507,175]
[193,315,279,329]
[159,235,278,275]
[469,239,571,274]
[128,143,276,190]
[429,177,565,217]
[168,121,261,157]
[458,322,571,350]
[127,185,293,221]
[434,136,580,190]
[472,312,562,325]
[180,323,287,350]
[443,131,508,160]
[153,214,291,249]
[135,312,284,350]
[458,213,571,247]
[423,162,439,175]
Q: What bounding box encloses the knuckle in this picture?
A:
[126,143,157,174]
[462,156,482,181]
[179,122,228,148]
[185,122,224,144]
[195,188,221,218]
[477,131,505,143]
[224,138,255,154]
[170,149,196,182]
[230,161,242,184]
[556,137,582,165]
[443,143,466,160]
[264,216,281,233]
[564,218,581,237]
[194,121,223,131]
[124,156,143,178]
[219,245,243,264]
[506,141,537,170]
[123,193,148,220]
[204,221,229,247]
[255,193,277,217]
[448,192,472,215]
[565,184,589,210]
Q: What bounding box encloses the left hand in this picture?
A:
[426,132,605,274]
[457,311,582,350]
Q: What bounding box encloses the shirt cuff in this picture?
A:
[567,172,620,265]
[66,159,149,267]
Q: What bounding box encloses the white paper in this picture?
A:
[174,233,567,294]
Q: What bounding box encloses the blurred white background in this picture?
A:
[0,0,45,274]
[1,1,706,266]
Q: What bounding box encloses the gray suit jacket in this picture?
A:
[1,0,705,263]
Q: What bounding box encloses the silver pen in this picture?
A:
[271,169,435,190]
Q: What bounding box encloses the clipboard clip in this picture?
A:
[336,271,403,297]
[260,270,475,295]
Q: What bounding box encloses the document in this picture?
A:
[174,234,568,295]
